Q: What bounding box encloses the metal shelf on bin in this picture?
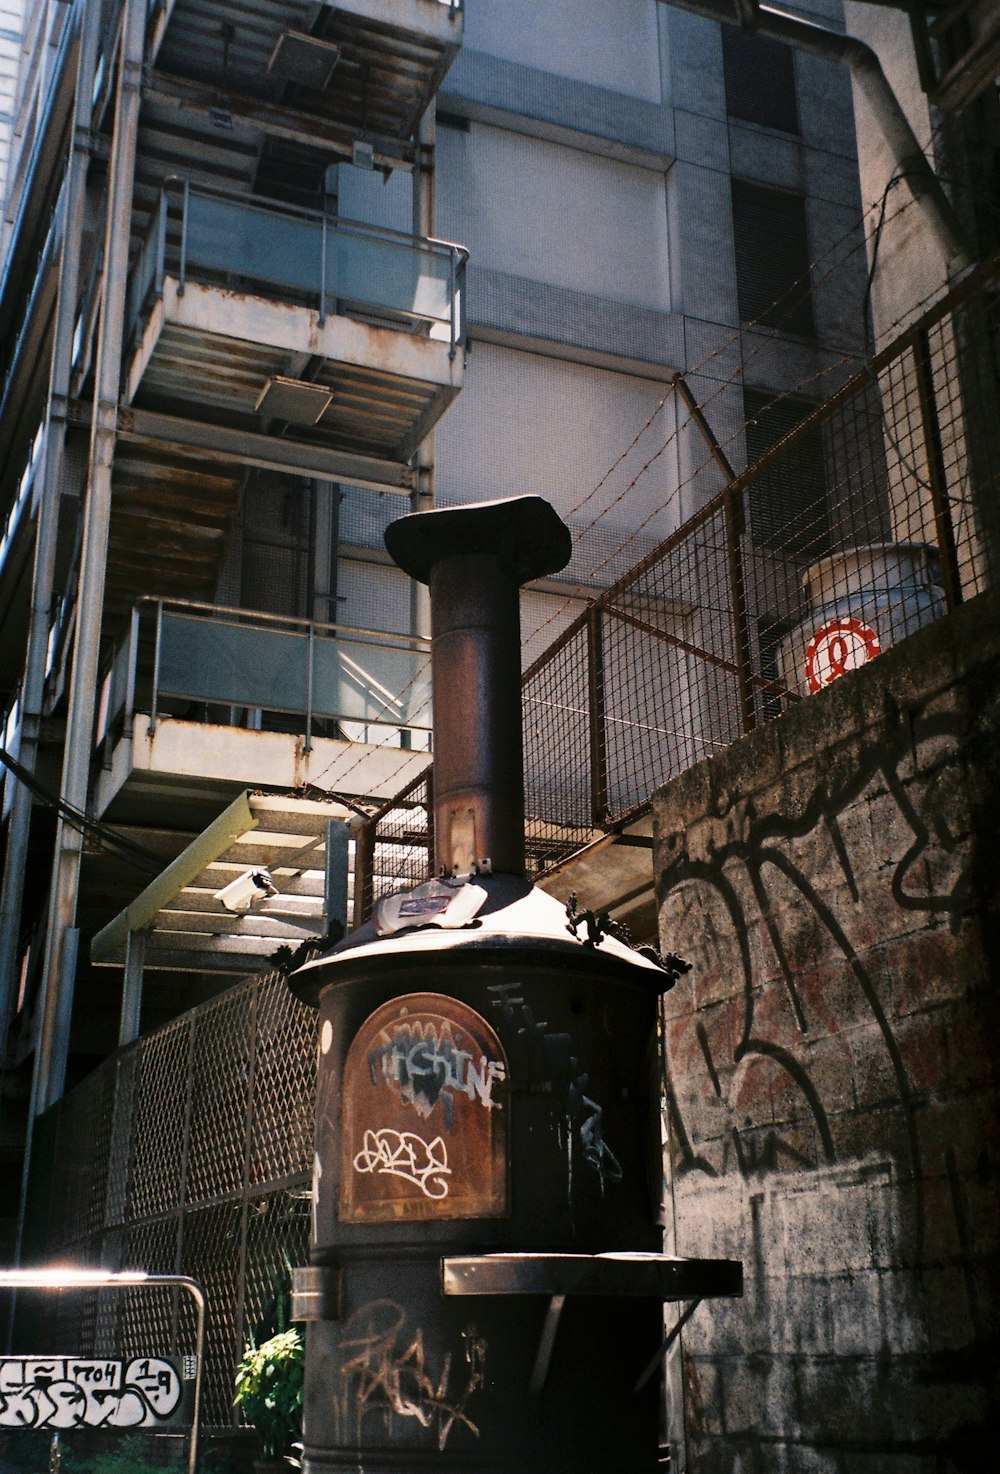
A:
[441,1251,742,1300]
[441,1252,743,1398]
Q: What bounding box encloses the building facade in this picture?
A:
[0,0,871,1254]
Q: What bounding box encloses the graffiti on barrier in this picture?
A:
[353,1127,452,1199]
[659,696,973,1260]
[488,983,623,1191]
[0,1357,183,1429]
[341,994,508,1221]
[335,1300,486,1451]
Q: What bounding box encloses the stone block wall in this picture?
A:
[653,589,1000,1472]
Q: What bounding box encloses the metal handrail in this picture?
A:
[129,592,431,649]
[103,597,432,749]
[130,175,468,348]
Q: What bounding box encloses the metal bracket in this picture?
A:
[441,1252,742,1401]
[529,1294,565,1399]
[291,1265,344,1322]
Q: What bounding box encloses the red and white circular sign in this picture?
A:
[804,617,881,692]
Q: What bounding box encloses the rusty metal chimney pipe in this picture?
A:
[385,496,572,879]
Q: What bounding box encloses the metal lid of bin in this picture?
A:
[290,873,674,1003]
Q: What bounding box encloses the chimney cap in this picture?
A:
[385,496,572,587]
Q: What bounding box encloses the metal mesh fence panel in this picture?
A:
[363,257,1000,886]
[249,973,316,1187]
[40,971,315,1430]
[242,1188,311,1342]
[130,1017,192,1220]
[187,987,255,1206]
[179,1201,245,1427]
[523,618,592,830]
[367,769,434,907]
[46,1056,117,1250]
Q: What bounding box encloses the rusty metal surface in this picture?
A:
[339,992,508,1222]
[153,0,462,143]
[134,308,458,463]
[385,497,572,877]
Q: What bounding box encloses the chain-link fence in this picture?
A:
[36,969,316,1431]
[355,256,1000,896]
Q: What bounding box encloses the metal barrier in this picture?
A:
[38,969,316,1430]
[128,178,468,357]
[359,257,1000,902]
[96,596,432,755]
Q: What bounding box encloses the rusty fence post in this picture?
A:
[673,375,756,733]
[913,326,963,611]
[723,484,757,734]
[350,813,377,927]
[587,603,609,825]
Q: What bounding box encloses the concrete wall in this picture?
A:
[652,589,1000,1471]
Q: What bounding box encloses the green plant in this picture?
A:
[233,1329,304,1463]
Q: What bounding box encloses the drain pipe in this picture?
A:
[661,0,969,269]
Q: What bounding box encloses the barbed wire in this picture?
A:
[307,179,975,808]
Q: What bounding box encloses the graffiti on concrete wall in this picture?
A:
[0,1357,183,1429]
[659,695,973,1260]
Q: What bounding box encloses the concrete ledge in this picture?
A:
[440,48,675,170]
[466,266,685,378]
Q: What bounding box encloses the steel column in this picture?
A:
[350,814,376,928]
[325,820,350,937]
[586,604,608,825]
[0,0,101,1059]
[35,0,148,1115]
[118,926,147,1047]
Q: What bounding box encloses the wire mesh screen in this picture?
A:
[40,970,317,1429]
[364,258,1000,892]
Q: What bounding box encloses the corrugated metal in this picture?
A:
[156,0,461,141]
[107,443,244,625]
[135,315,454,462]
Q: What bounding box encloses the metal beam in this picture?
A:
[143,73,417,173]
[107,405,417,493]
[35,0,148,1117]
[90,790,258,964]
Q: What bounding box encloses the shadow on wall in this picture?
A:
[654,588,1000,1471]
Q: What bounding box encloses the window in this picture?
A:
[744,389,829,558]
[731,180,815,338]
[722,28,798,133]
